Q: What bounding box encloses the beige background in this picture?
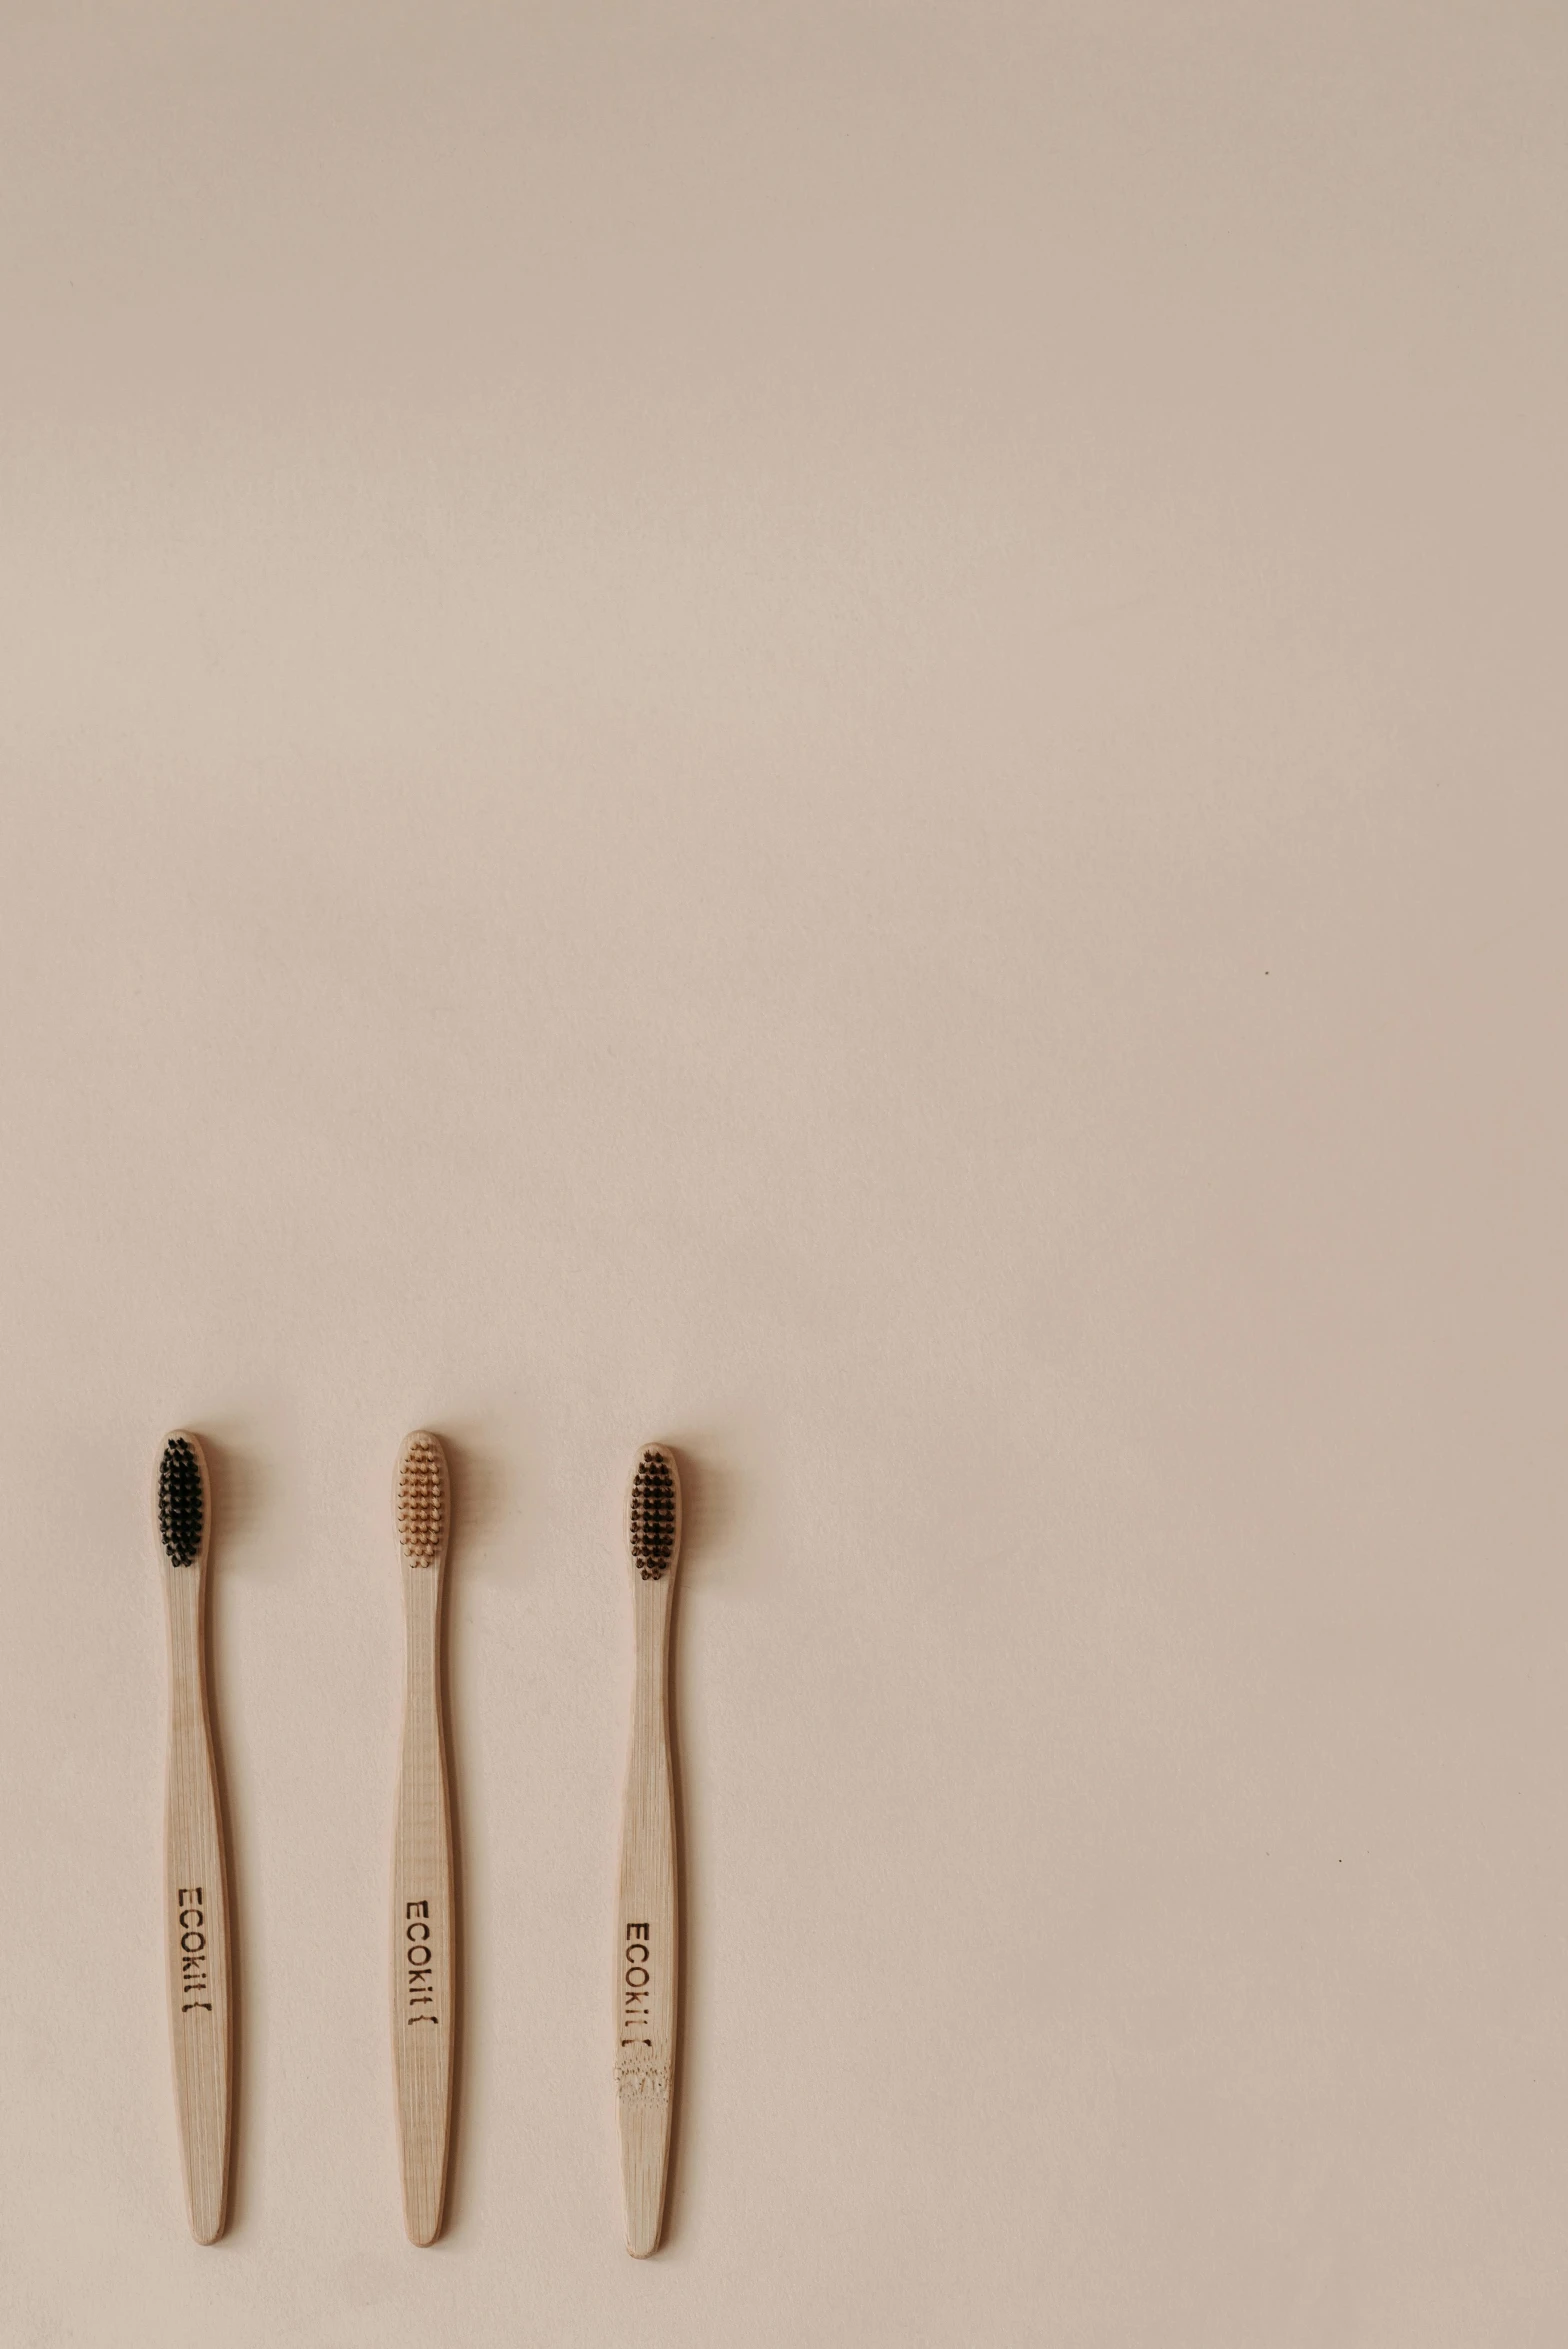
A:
[2,4,1566,2343]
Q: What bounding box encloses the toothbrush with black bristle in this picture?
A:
[156,1430,232,2243]
[616,1442,683,2256]
[391,1432,455,2244]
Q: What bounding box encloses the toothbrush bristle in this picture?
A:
[397,1434,446,1565]
[158,1435,204,1567]
[628,1447,679,1580]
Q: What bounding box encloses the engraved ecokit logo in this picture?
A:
[405,1901,438,2025]
[176,1887,212,2012]
[621,1921,652,2046]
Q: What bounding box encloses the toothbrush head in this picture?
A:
[396,1432,448,1567]
[627,1444,681,1582]
[157,1432,208,1568]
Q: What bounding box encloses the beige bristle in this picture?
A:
[396,1434,446,1565]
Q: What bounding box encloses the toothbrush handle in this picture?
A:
[392,1562,454,2244]
[163,1567,232,2243]
[617,1575,678,2256]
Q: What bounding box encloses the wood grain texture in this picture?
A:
[616,1444,682,2257]
[391,1433,455,2246]
[159,1433,232,2244]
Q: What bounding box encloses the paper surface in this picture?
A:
[1,3,1565,2341]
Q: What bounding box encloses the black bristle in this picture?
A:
[629,1447,678,1580]
[158,1436,204,1567]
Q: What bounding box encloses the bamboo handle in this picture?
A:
[392,1560,454,2244]
[163,1566,232,2243]
[617,1573,677,2257]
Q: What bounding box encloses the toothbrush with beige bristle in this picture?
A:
[156,1430,232,2243]
[616,1442,683,2256]
[391,1431,455,2244]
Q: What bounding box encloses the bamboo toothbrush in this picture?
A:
[391,1431,455,2244]
[616,1443,683,2256]
[156,1431,232,2243]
